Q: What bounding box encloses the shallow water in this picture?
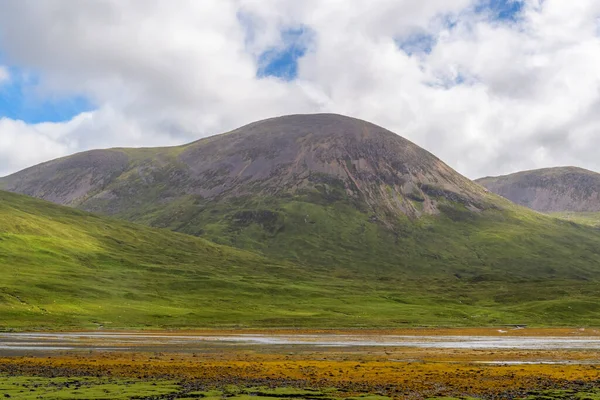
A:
[2,332,600,354]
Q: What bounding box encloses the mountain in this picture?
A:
[1,114,492,219]
[3,114,600,327]
[476,167,600,213]
[0,114,503,269]
[0,114,598,265]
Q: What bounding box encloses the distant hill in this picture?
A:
[476,167,600,213]
[3,115,600,328]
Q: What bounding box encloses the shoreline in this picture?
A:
[7,326,600,336]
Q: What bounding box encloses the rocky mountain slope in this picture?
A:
[1,114,492,220]
[476,167,600,213]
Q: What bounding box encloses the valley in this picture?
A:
[2,115,600,399]
[3,0,600,397]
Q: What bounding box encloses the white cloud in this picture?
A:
[0,0,599,178]
[0,118,71,176]
[0,66,9,84]
[0,106,187,176]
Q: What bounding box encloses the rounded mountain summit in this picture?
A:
[1,113,494,221]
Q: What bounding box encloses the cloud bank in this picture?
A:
[0,0,599,178]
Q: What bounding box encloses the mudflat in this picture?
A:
[1,328,600,399]
[2,328,600,355]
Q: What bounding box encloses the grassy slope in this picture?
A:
[0,190,368,329]
[2,189,600,329]
[552,211,600,228]
[112,184,600,327]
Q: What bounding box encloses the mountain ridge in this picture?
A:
[476,166,600,213]
[0,113,497,221]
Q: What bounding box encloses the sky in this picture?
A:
[0,0,600,179]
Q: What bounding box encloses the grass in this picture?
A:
[1,365,600,399]
[522,390,600,400]
[0,376,179,399]
[122,191,600,279]
[0,376,390,400]
[551,211,600,228]
[6,375,599,400]
[3,189,600,329]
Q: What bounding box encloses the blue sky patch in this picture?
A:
[397,33,437,56]
[257,28,312,81]
[0,66,93,123]
[426,70,477,90]
[476,0,524,22]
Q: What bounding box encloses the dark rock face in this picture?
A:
[0,114,494,222]
[476,167,600,212]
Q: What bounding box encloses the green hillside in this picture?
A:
[3,189,600,329]
[0,190,346,329]
[552,212,600,228]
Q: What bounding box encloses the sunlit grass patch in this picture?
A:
[0,376,179,399]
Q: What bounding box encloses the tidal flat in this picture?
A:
[1,328,599,399]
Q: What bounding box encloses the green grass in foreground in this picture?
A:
[3,190,600,329]
[522,389,600,399]
[0,377,390,400]
[1,375,599,400]
[430,389,600,400]
[0,376,179,399]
